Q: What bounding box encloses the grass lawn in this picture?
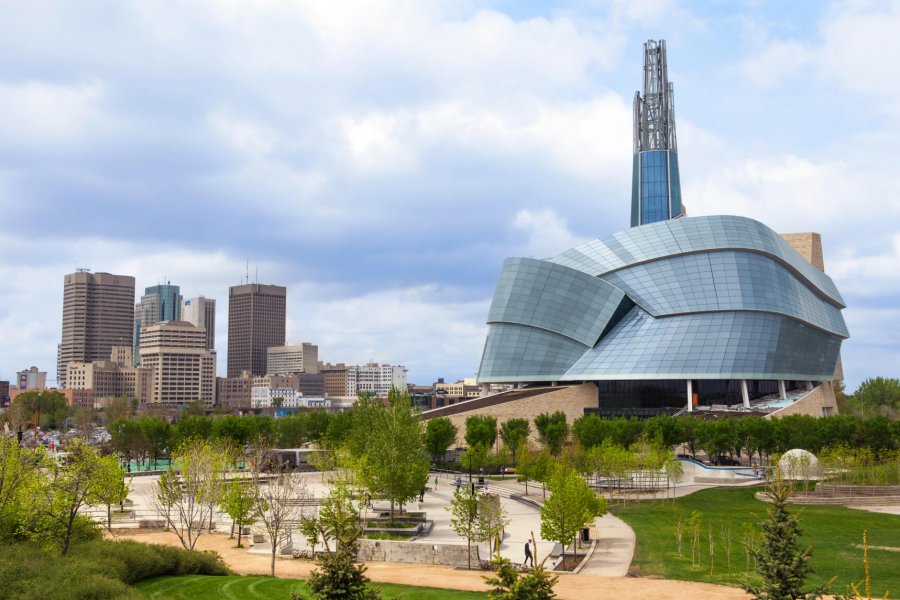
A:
[613,487,900,597]
[136,575,487,599]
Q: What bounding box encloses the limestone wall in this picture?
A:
[356,539,478,567]
[442,383,598,446]
[767,382,838,419]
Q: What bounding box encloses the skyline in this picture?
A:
[1,1,898,390]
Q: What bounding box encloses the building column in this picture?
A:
[806,381,814,391]
[778,380,787,400]
[686,379,693,413]
[480,384,490,397]
[741,380,750,409]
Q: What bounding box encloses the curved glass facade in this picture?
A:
[477,215,848,387]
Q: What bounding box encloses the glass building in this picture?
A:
[133,283,182,365]
[477,41,848,414]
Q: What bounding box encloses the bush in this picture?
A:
[0,538,231,599]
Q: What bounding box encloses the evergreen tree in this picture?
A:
[743,477,829,600]
[485,557,558,599]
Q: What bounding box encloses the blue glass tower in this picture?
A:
[133,283,182,365]
[631,40,684,227]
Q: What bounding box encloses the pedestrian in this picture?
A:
[434,475,438,488]
[524,538,534,567]
[455,476,462,491]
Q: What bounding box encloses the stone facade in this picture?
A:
[767,381,839,419]
[356,539,478,568]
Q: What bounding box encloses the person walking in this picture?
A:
[524,538,534,568]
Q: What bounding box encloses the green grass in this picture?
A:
[136,575,486,599]
[364,531,414,541]
[613,487,900,597]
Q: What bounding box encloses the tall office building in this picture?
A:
[227,283,286,377]
[58,270,135,387]
[631,39,684,227]
[140,321,216,406]
[133,284,182,365]
[182,296,216,351]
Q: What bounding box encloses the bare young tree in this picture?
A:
[152,438,219,550]
[252,447,311,577]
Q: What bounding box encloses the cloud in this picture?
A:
[512,208,585,259]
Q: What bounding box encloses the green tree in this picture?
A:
[572,414,612,449]
[293,541,381,600]
[25,439,105,555]
[447,486,482,570]
[485,557,558,599]
[539,463,606,562]
[153,438,220,550]
[465,415,497,450]
[137,416,173,470]
[0,435,44,534]
[742,476,829,600]
[853,376,900,417]
[174,415,213,446]
[499,419,530,461]
[425,417,458,462]
[91,454,131,533]
[221,478,257,548]
[534,412,568,455]
[350,390,430,519]
[14,390,70,429]
[460,443,489,478]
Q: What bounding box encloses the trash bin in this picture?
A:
[581,528,590,543]
[478,476,485,486]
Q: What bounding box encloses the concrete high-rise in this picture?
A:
[140,321,215,406]
[227,283,286,377]
[134,284,182,365]
[182,296,216,351]
[631,39,684,227]
[58,270,135,387]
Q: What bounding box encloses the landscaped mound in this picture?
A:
[0,538,231,600]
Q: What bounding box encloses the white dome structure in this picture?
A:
[778,449,822,480]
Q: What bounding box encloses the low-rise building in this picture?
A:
[16,366,47,390]
[66,346,152,407]
[267,343,319,375]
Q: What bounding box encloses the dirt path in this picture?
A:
[114,530,749,600]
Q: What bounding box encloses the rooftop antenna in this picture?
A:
[255,265,258,284]
[76,267,91,273]
[245,259,249,285]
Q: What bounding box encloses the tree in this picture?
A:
[447,486,482,570]
[742,476,829,600]
[221,478,257,548]
[26,439,105,555]
[534,412,568,455]
[293,541,381,600]
[465,415,497,450]
[425,417,458,462]
[853,376,900,418]
[137,416,173,470]
[499,419,530,461]
[478,494,509,559]
[153,438,219,550]
[252,447,310,577]
[0,435,44,532]
[91,454,131,533]
[539,463,606,562]
[460,443,489,478]
[350,390,430,519]
[103,397,132,424]
[485,557,558,599]
[14,390,69,430]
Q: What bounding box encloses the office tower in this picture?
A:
[58,270,135,387]
[140,321,215,406]
[227,283,286,377]
[266,343,318,375]
[631,39,684,227]
[133,283,182,364]
[182,296,216,351]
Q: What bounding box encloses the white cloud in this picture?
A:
[512,208,585,259]
[0,80,106,144]
[738,39,813,88]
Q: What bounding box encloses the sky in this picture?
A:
[0,0,897,391]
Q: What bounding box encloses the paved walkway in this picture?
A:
[581,513,635,576]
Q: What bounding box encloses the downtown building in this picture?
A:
[227,283,286,378]
[65,346,153,408]
[133,283,182,365]
[140,321,216,407]
[182,296,216,351]
[57,270,135,387]
[267,343,319,375]
[468,40,847,419]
